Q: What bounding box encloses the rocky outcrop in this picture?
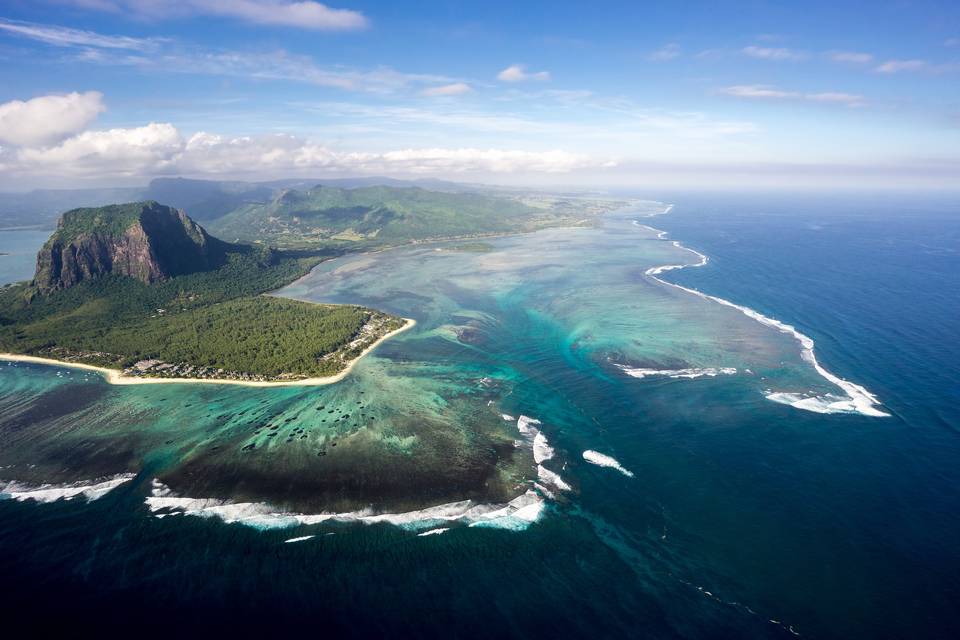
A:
[33,201,225,292]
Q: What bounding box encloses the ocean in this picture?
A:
[1,192,958,638]
[0,227,50,286]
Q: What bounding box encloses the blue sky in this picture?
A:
[0,0,958,189]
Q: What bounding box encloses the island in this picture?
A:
[0,185,630,384]
[0,201,410,384]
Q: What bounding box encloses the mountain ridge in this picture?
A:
[34,201,226,292]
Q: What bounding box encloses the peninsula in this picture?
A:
[0,201,408,383]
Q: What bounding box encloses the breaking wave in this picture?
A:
[0,473,135,503]
[146,479,547,532]
[582,451,634,477]
[616,365,737,380]
[639,207,888,418]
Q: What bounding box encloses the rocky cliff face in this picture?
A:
[34,201,224,292]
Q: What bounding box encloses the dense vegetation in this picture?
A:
[85,297,392,377]
[55,202,148,240]
[0,232,403,379]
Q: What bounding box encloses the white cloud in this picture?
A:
[368,148,596,174]
[648,43,680,61]
[421,82,472,97]
[155,50,455,92]
[805,92,865,106]
[55,0,369,30]
[741,45,806,61]
[0,91,106,147]
[195,0,368,30]
[829,50,873,64]
[720,85,864,107]
[0,17,158,50]
[17,122,184,175]
[721,85,796,99]
[294,99,758,142]
[7,18,450,94]
[497,64,551,82]
[5,121,605,180]
[875,59,927,73]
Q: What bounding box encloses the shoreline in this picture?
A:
[636,205,888,418]
[0,317,416,388]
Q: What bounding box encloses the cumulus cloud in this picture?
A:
[741,45,806,61]
[54,0,369,30]
[421,82,472,97]
[5,121,604,180]
[0,91,106,147]
[720,85,864,107]
[17,123,184,175]
[497,64,551,82]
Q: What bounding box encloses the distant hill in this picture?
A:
[205,184,589,247]
[0,176,470,229]
[34,201,226,292]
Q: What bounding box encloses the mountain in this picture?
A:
[34,201,226,292]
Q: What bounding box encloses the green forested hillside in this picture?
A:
[208,185,609,248]
[0,206,404,381]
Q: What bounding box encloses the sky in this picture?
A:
[0,0,958,190]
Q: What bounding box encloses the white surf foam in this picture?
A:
[639,208,888,418]
[284,535,315,543]
[616,365,737,380]
[632,221,669,239]
[537,464,572,491]
[533,431,555,464]
[516,415,571,492]
[582,450,634,478]
[417,527,450,537]
[516,415,541,436]
[146,479,548,532]
[0,473,135,503]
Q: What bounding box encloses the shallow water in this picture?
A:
[1,195,957,638]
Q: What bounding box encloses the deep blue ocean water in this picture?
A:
[643,192,960,638]
[1,192,958,638]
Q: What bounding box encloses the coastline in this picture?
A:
[0,317,416,388]
[636,204,888,418]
